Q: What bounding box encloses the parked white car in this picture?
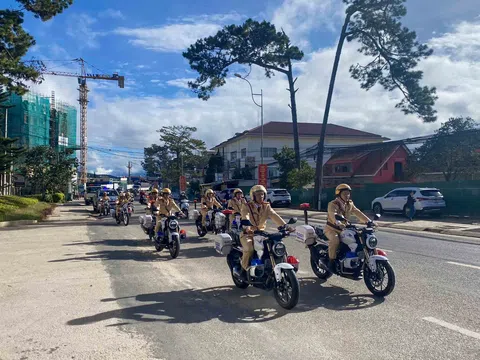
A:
[371,187,446,217]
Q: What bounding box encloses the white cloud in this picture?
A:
[66,13,100,49]
[429,21,480,59]
[114,23,221,52]
[98,8,126,20]
[150,79,161,83]
[176,12,246,24]
[272,0,344,48]
[166,78,196,89]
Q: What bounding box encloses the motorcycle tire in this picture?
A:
[123,213,130,226]
[273,269,300,310]
[364,260,396,297]
[227,258,249,289]
[154,239,164,252]
[169,235,180,259]
[196,223,207,237]
[310,250,332,280]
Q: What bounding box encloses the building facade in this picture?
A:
[212,121,389,183]
[5,92,77,152]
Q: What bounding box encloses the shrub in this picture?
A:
[25,194,43,202]
[53,193,65,203]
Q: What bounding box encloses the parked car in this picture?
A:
[371,187,446,217]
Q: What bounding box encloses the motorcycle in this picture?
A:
[215,216,301,310]
[194,208,226,237]
[296,213,395,297]
[180,199,189,218]
[113,202,134,226]
[139,192,147,205]
[154,213,187,259]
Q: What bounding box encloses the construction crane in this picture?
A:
[40,58,124,185]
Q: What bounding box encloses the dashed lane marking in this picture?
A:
[422,317,480,340]
[446,261,480,270]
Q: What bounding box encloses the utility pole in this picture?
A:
[127,161,132,184]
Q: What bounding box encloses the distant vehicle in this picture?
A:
[217,188,236,201]
[85,185,101,205]
[371,187,446,217]
[93,189,119,212]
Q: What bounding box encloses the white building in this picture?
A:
[211,121,388,184]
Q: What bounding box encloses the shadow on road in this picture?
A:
[49,249,161,263]
[64,239,153,248]
[67,279,384,327]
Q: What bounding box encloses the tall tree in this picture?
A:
[19,146,77,197]
[407,117,480,181]
[204,151,224,183]
[143,126,206,187]
[183,19,304,168]
[313,0,438,209]
[273,146,297,189]
[0,1,74,94]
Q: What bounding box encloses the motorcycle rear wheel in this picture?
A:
[364,260,396,297]
[196,223,207,237]
[274,269,300,310]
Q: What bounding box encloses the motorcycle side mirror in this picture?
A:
[335,214,346,222]
[374,214,381,220]
[287,217,297,225]
[240,219,252,226]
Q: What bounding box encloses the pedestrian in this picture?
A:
[406,191,416,221]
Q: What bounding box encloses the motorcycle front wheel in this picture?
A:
[169,235,180,259]
[274,269,300,310]
[364,260,396,297]
[123,213,130,226]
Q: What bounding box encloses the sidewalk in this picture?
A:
[274,208,480,239]
[0,201,153,359]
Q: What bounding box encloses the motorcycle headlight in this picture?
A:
[169,220,178,230]
[366,235,378,249]
[272,242,287,257]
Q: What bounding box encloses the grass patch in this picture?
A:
[0,196,56,222]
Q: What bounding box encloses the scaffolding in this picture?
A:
[7,92,77,151]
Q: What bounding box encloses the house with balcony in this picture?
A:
[211,121,389,185]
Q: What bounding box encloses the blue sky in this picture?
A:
[8,0,480,175]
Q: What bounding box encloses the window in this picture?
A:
[334,163,352,173]
[385,191,398,198]
[241,148,246,158]
[262,147,277,158]
[230,151,237,161]
[420,190,443,198]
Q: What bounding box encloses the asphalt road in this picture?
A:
[55,203,480,359]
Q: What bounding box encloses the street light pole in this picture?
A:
[234,73,264,165]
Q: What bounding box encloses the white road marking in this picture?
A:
[422,317,480,340]
[446,261,480,270]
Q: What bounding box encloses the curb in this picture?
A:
[0,219,38,228]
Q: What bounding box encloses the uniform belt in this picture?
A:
[326,221,342,231]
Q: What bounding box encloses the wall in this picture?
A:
[373,146,409,183]
[289,180,480,216]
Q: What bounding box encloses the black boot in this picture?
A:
[328,259,337,274]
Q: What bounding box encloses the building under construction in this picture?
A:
[7,91,77,152]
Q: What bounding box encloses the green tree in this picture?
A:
[241,165,253,180]
[288,160,315,189]
[183,19,304,168]
[143,126,206,186]
[204,151,224,183]
[0,1,74,94]
[313,0,438,209]
[273,146,296,189]
[407,117,480,181]
[19,146,77,197]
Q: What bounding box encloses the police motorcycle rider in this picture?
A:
[227,188,245,226]
[201,189,222,229]
[153,188,185,239]
[179,191,188,201]
[324,183,376,274]
[234,185,294,278]
[115,192,127,217]
[100,191,110,215]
